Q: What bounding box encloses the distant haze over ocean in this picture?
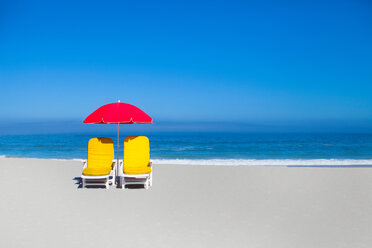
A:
[0,118,372,135]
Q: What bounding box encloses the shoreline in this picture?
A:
[1,156,372,167]
[0,157,372,247]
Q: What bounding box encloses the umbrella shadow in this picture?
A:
[123,184,145,189]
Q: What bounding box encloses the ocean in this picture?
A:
[1,132,372,166]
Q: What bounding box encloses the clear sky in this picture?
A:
[0,0,371,132]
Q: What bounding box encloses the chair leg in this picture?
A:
[119,177,124,189]
[144,178,150,189]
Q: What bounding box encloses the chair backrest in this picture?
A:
[87,137,114,170]
[123,136,151,174]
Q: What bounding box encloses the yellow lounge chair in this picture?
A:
[118,136,152,189]
[81,137,116,188]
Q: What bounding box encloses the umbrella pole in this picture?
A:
[117,123,120,184]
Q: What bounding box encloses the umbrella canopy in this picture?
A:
[83,101,152,183]
[84,102,152,124]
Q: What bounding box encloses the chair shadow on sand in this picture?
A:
[73,177,82,189]
[72,177,145,189]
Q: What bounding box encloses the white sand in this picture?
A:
[0,158,372,248]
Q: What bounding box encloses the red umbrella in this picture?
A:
[84,101,152,124]
[84,101,152,178]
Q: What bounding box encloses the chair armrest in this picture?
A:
[148,161,152,167]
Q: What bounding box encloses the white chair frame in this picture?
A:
[81,160,116,189]
[118,161,152,189]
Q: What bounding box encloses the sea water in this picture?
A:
[0,132,372,166]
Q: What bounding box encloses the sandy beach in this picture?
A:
[0,157,371,247]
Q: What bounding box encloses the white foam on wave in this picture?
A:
[151,159,372,166]
[0,156,85,162]
[1,155,372,166]
[0,155,84,161]
[50,158,85,162]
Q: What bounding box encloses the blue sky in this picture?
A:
[0,0,371,132]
